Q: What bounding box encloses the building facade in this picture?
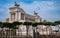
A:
[6,2,52,36]
[9,2,41,23]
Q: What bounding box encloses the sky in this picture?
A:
[0,0,60,22]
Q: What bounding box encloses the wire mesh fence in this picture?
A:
[0,30,60,38]
[0,30,32,38]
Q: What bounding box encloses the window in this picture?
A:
[11,13,15,21]
[21,13,24,20]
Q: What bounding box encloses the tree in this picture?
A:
[2,22,9,37]
[1,22,7,38]
[13,21,22,36]
[3,22,21,38]
[54,20,60,32]
[54,20,60,24]
[39,22,54,35]
[23,22,32,36]
[3,22,19,38]
[32,22,39,38]
[11,22,18,38]
[3,22,13,38]
[0,22,3,28]
[0,21,2,26]
[0,22,3,38]
[0,22,10,38]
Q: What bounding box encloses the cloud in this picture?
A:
[20,1,60,22]
[0,0,60,22]
[20,1,55,13]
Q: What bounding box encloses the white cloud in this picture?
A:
[20,1,55,14]
[0,1,60,22]
[20,1,60,22]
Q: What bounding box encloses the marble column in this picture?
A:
[9,13,11,22]
[19,12,21,21]
[15,12,18,21]
[10,14,12,22]
[17,12,18,21]
[24,14,25,21]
